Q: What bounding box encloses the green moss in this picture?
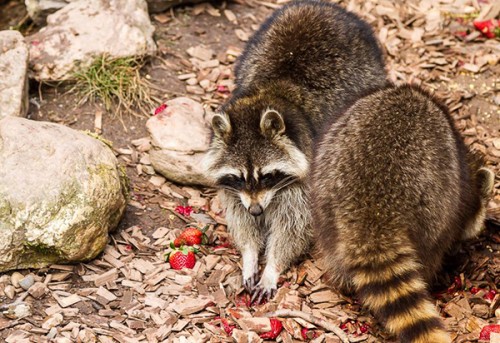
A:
[83,131,114,149]
[23,241,61,257]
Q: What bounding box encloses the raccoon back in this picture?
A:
[235,0,388,125]
[311,85,483,343]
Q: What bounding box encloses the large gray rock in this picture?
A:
[25,0,208,21]
[0,117,128,272]
[27,0,157,81]
[0,31,29,119]
[147,97,212,186]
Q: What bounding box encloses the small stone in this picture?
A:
[4,285,15,299]
[147,97,213,186]
[10,272,24,288]
[18,274,35,290]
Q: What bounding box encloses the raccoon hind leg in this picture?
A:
[462,167,495,240]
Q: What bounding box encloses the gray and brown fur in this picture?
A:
[311,85,494,343]
[204,0,388,299]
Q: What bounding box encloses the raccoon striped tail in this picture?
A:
[350,247,451,343]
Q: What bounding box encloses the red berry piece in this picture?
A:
[259,318,283,339]
[479,324,500,340]
[154,103,167,115]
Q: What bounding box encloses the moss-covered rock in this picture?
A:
[0,117,128,272]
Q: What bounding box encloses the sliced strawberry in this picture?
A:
[479,324,500,340]
[221,318,236,336]
[473,19,500,39]
[259,318,283,339]
[175,205,193,217]
[483,289,497,301]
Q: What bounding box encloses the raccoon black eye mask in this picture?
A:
[217,171,293,191]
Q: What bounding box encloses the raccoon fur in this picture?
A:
[203,0,388,300]
[311,85,494,343]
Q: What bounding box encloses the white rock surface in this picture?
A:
[0,31,29,119]
[147,97,213,186]
[0,117,128,272]
[24,0,74,25]
[27,0,157,81]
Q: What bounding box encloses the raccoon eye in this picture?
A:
[218,174,245,190]
[260,171,289,188]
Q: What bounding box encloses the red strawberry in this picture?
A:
[479,324,500,340]
[473,19,500,39]
[259,318,283,339]
[173,236,186,247]
[180,227,205,246]
[167,247,196,270]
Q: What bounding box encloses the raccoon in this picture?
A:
[311,85,494,343]
[203,0,388,300]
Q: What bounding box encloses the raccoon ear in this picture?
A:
[212,112,232,140]
[260,109,285,138]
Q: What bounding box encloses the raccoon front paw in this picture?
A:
[251,269,278,303]
[251,282,277,304]
[243,272,259,292]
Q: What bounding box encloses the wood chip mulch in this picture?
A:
[1,0,499,342]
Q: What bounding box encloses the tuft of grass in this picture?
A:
[70,55,156,117]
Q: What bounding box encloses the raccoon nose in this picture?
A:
[249,204,263,216]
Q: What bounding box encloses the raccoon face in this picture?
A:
[204,108,308,216]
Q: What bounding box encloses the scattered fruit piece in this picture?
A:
[217,85,230,94]
[259,318,283,339]
[154,103,167,115]
[479,324,500,340]
[175,227,208,246]
[483,289,497,301]
[473,19,500,39]
[175,205,193,217]
[301,327,319,340]
[166,246,197,270]
[360,323,370,334]
[173,236,186,247]
[221,318,236,336]
[470,286,480,295]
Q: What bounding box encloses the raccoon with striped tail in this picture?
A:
[311,85,494,343]
[203,0,388,301]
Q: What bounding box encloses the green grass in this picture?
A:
[71,55,155,117]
